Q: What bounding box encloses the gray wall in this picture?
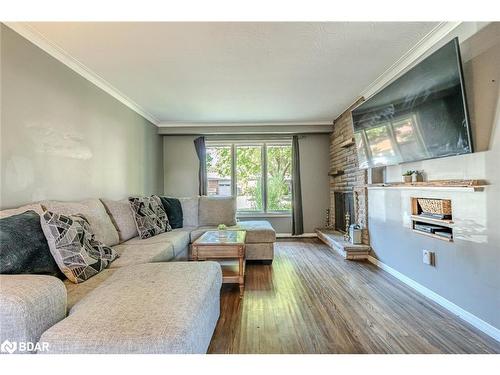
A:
[0,25,163,208]
[163,134,330,233]
[368,24,500,329]
[163,136,200,198]
[298,134,331,232]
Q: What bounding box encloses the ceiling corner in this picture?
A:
[4,22,160,125]
[360,21,463,99]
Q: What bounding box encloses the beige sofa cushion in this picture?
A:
[121,228,191,258]
[0,203,43,219]
[0,275,67,353]
[64,270,117,311]
[163,229,191,256]
[178,197,199,227]
[101,198,138,242]
[245,243,274,260]
[42,199,119,246]
[110,242,175,269]
[198,196,236,226]
[41,262,222,354]
[232,220,276,243]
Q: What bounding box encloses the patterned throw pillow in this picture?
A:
[128,195,171,239]
[40,211,118,284]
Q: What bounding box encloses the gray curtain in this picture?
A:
[194,136,207,196]
[292,135,304,235]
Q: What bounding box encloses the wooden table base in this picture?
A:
[191,231,246,298]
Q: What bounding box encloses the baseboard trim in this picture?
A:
[367,255,500,343]
[276,232,317,239]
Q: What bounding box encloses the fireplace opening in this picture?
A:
[334,192,354,233]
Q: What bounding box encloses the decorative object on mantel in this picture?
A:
[402,170,415,183]
[325,208,333,229]
[349,224,362,244]
[367,179,486,192]
[417,198,452,218]
[343,211,351,242]
[411,170,423,183]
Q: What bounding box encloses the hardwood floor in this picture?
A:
[208,239,500,354]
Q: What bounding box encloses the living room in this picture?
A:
[1,0,499,372]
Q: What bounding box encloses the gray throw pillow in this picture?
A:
[178,197,199,227]
[101,198,139,242]
[198,196,237,226]
[129,195,171,239]
[40,211,118,284]
[0,210,63,277]
[159,197,183,229]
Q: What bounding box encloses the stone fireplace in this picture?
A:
[327,98,370,245]
[316,98,371,259]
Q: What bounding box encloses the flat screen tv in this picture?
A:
[351,38,472,169]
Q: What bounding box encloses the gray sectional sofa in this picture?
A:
[0,196,276,354]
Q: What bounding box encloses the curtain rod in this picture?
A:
[206,134,307,141]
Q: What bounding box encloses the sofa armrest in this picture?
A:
[0,275,66,353]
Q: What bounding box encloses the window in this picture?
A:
[236,145,263,211]
[207,145,232,196]
[206,141,292,214]
[266,145,292,211]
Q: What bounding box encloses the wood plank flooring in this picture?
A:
[208,239,500,354]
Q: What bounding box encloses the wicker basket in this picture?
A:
[417,198,452,215]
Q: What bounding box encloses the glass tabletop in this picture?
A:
[194,230,246,245]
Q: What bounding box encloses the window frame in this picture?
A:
[206,139,292,215]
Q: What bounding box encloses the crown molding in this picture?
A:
[157,123,333,135]
[157,121,332,128]
[4,22,159,125]
[360,22,463,100]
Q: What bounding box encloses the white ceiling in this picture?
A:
[24,22,439,125]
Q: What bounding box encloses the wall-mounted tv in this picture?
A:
[351,38,472,169]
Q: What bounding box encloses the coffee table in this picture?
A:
[191,230,246,297]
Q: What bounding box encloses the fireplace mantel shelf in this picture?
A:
[366,180,486,192]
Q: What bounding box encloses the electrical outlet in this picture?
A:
[423,250,434,266]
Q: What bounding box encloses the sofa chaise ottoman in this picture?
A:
[40,262,222,354]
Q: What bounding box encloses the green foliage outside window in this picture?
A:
[206,144,292,212]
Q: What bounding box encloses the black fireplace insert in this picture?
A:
[334,192,354,233]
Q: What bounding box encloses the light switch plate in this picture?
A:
[423,250,434,266]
